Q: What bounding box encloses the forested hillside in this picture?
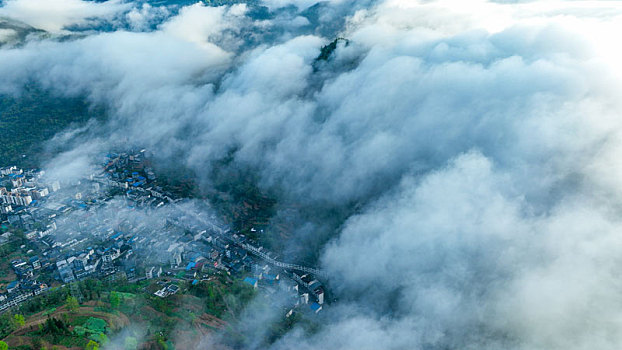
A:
[0,87,102,167]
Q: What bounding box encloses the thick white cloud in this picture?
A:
[125,3,171,32]
[315,151,622,350]
[0,0,129,33]
[160,3,248,48]
[0,28,16,42]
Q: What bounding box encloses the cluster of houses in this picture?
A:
[0,166,60,228]
[0,157,227,310]
[241,261,326,316]
[0,166,56,208]
[99,151,175,207]
[0,167,57,312]
[154,283,180,298]
[1,151,329,318]
[0,258,48,312]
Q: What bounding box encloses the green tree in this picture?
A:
[124,336,138,350]
[109,291,121,309]
[158,340,168,350]
[0,313,16,338]
[13,313,25,327]
[66,296,79,312]
[90,333,108,346]
[32,337,43,350]
[0,341,8,350]
[85,340,99,350]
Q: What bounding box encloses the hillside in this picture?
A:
[0,87,103,167]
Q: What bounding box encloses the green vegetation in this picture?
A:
[109,291,121,310]
[37,316,80,346]
[156,333,168,350]
[0,340,8,350]
[0,313,26,338]
[66,296,79,312]
[223,279,256,317]
[205,154,278,246]
[83,317,107,334]
[0,229,28,259]
[1,270,262,349]
[13,314,25,327]
[0,86,104,167]
[0,313,16,338]
[85,340,99,350]
[18,286,71,316]
[190,280,226,317]
[188,277,255,318]
[88,332,108,346]
[42,307,56,316]
[124,336,138,350]
[26,315,109,348]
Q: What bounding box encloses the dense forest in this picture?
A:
[0,86,103,167]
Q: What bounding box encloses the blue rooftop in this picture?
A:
[310,302,322,311]
[243,277,258,286]
[192,279,198,285]
[186,262,196,271]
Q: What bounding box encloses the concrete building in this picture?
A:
[57,260,75,283]
[146,266,162,279]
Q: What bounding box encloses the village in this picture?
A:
[0,150,326,320]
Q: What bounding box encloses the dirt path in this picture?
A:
[193,313,228,335]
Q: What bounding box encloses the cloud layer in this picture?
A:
[2,0,622,349]
[0,0,129,32]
